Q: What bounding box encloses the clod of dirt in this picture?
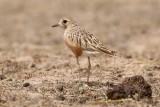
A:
[106,75,152,100]
[122,75,152,99]
[56,94,65,101]
[78,97,88,104]
[153,65,160,70]
[55,84,65,92]
[148,73,153,77]
[0,99,6,103]
[23,82,30,87]
[106,85,126,100]
[125,54,132,59]
[145,65,160,71]
[0,75,6,80]
[117,74,123,78]
[30,63,36,68]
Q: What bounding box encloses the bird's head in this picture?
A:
[52,17,76,29]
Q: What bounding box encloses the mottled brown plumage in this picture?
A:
[52,17,116,82]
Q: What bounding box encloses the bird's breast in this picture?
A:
[64,32,83,57]
[65,40,83,57]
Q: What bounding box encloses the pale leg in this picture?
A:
[87,57,91,82]
[76,57,81,82]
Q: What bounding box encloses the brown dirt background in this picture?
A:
[0,0,160,106]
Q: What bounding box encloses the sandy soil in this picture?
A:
[0,0,160,106]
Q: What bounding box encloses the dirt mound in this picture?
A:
[106,75,152,100]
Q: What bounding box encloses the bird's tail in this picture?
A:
[97,47,116,56]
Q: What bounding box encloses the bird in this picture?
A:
[52,17,116,82]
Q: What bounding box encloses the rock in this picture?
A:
[23,82,30,87]
[56,94,65,101]
[55,84,65,92]
[30,63,36,68]
[0,75,6,80]
[106,75,152,100]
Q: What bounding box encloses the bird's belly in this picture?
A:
[83,51,100,57]
[65,40,100,57]
[65,41,83,57]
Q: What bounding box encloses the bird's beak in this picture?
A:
[52,24,59,27]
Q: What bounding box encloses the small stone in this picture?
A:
[125,55,132,59]
[7,78,12,81]
[23,82,30,87]
[55,85,64,92]
[148,73,153,77]
[78,97,88,104]
[95,64,100,68]
[153,65,160,70]
[117,74,122,78]
[31,64,36,68]
[0,75,6,80]
[56,94,65,101]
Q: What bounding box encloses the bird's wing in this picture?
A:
[79,29,116,56]
[68,26,116,56]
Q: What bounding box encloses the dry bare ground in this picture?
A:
[0,0,160,107]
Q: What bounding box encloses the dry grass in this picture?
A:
[0,0,160,106]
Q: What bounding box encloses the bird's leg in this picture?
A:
[87,57,91,83]
[76,56,80,70]
[76,56,81,82]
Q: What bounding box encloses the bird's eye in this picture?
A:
[63,20,67,23]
